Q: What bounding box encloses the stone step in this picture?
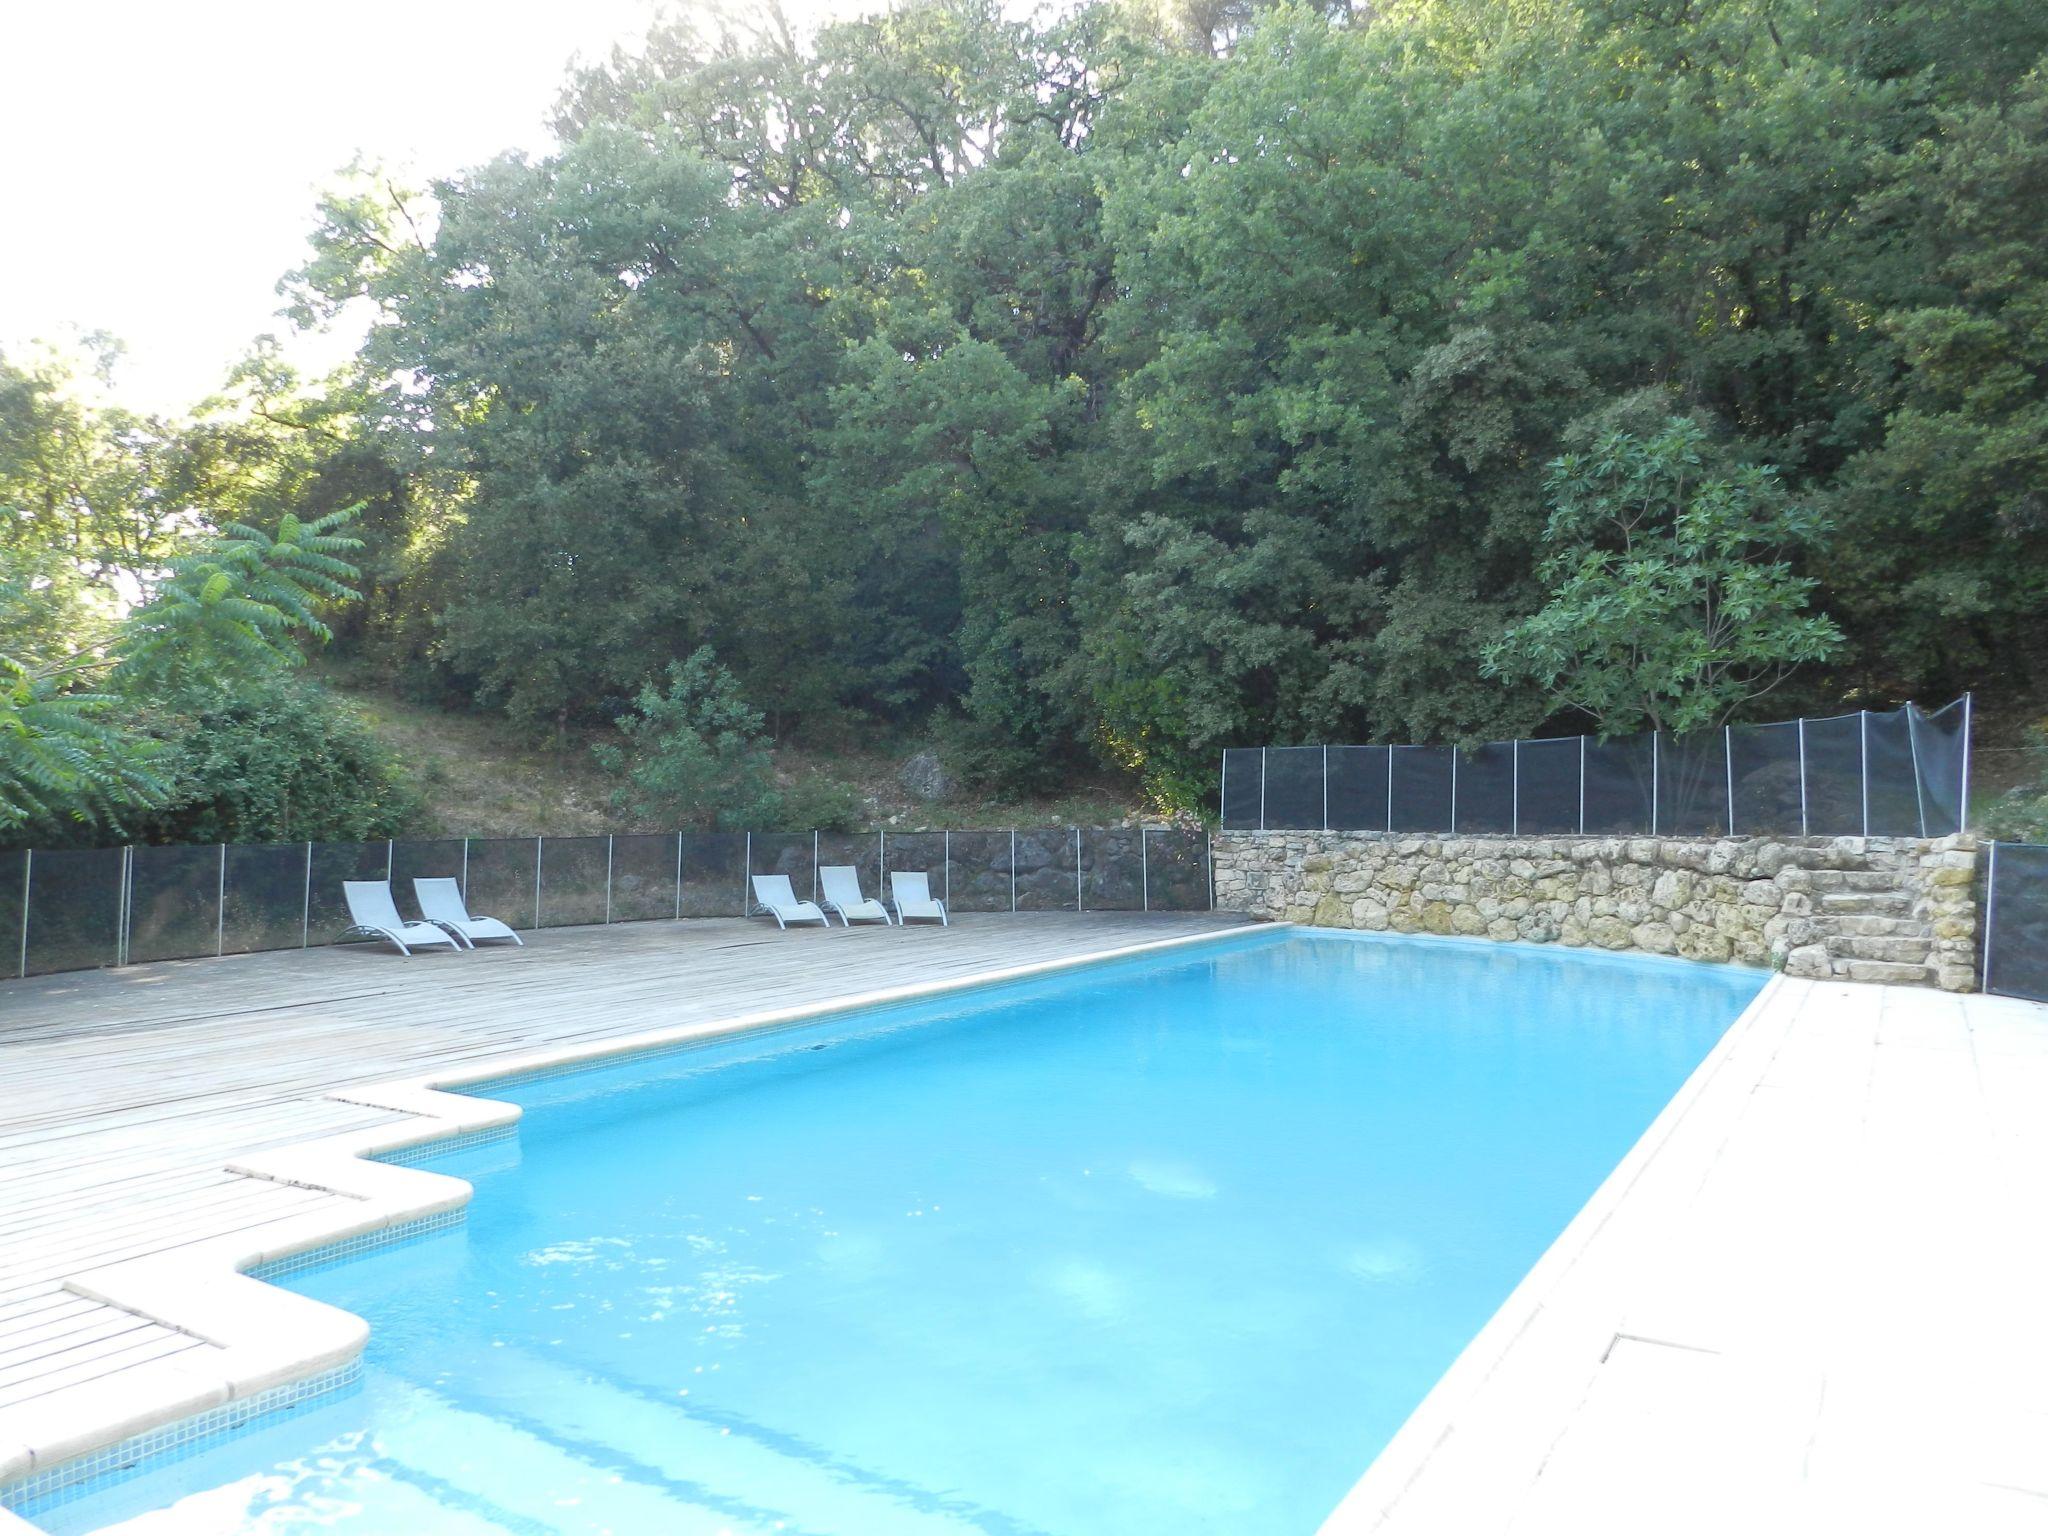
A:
[1825,935,1932,964]
[1817,891,1912,916]
[1804,869,1910,893]
[1825,914,1924,937]
[1842,958,1935,986]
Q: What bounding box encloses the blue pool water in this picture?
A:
[26,930,1761,1536]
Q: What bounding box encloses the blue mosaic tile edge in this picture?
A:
[0,1360,363,1520]
[246,1206,467,1284]
[373,1121,517,1167]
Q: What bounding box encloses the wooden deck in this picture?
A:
[0,911,1245,1475]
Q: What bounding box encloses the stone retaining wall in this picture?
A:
[1211,831,1979,991]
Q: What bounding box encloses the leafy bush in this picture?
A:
[117,675,420,846]
[1985,721,2048,841]
[595,649,784,830]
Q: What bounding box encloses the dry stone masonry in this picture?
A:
[1212,831,1979,991]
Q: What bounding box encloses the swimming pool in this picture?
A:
[22,929,1762,1535]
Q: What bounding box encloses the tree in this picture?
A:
[593,648,784,829]
[1482,420,1844,737]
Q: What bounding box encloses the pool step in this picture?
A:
[383,1347,1002,1536]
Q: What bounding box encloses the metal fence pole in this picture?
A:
[1219,752,1229,829]
[1797,718,1809,836]
[813,830,821,902]
[1511,740,1520,836]
[386,839,394,879]
[535,837,544,928]
[17,849,29,978]
[743,832,752,918]
[1259,748,1268,831]
[1577,736,1587,835]
[1961,691,1975,831]
[1982,840,1999,994]
[1651,733,1661,836]
[1074,827,1083,912]
[1141,828,1150,911]
[1905,705,1929,838]
[114,846,129,968]
[1206,830,1215,910]
[1859,710,1871,838]
[1009,829,1017,912]
[461,838,471,902]
[1322,745,1330,832]
[1449,749,1459,835]
[1724,725,1736,836]
[674,833,684,920]
[943,830,951,906]
[605,834,614,924]
[1385,746,1396,833]
[300,841,312,948]
[216,844,227,956]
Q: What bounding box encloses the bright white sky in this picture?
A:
[0,0,833,415]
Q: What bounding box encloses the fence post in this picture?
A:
[1449,748,1459,835]
[1511,740,1520,836]
[535,837,544,928]
[1074,827,1083,912]
[1322,745,1330,832]
[216,844,227,957]
[1905,705,1929,838]
[1651,733,1661,836]
[1259,748,1268,831]
[301,841,312,948]
[674,833,684,920]
[1859,710,1871,838]
[1961,691,1975,832]
[1982,840,1999,995]
[1141,828,1150,911]
[1207,829,1215,910]
[115,846,130,968]
[743,832,752,918]
[1219,752,1229,829]
[1009,829,1017,913]
[461,838,471,902]
[1577,736,1587,835]
[1385,746,1395,832]
[812,830,821,902]
[386,839,394,879]
[605,835,614,924]
[1724,725,1736,836]
[1797,718,1809,836]
[943,830,951,906]
[17,849,28,978]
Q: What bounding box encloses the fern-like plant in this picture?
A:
[0,656,163,833]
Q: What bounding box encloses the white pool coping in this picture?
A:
[1,922,1271,1506]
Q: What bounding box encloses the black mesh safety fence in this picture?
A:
[538,836,610,927]
[1327,746,1391,832]
[223,842,310,954]
[749,832,819,906]
[466,838,540,929]
[1013,827,1081,911]
[882,832,947,907]
[390,840,466,919]
[1222,697,1971,841]
[126,843,223,964]
[1261,746,1327,831]
[1220,748,1264,831]
[1799,713,1864,835]
[610,834,681,922]
[682,832,750,917]
[1454,743,1516,834]
[1080,828,1145,911]
[1864,708,1927,838]
[6,824,1215,978]
[1655,730,1730,837]
[24,847,124,975]
[1390,746,1455,832]
[308,840,393,945]
[945,831,1013,913]
[1515,738,1582,835]
[1729,722,1803,834]
[1985,843,2048,1003]
[1143,828,1212,911]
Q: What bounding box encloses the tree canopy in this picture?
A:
[8,0,2047,834]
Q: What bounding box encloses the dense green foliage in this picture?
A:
[0,348,413,845]
[1484,420,1844,736]
[8,0,2048,833]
